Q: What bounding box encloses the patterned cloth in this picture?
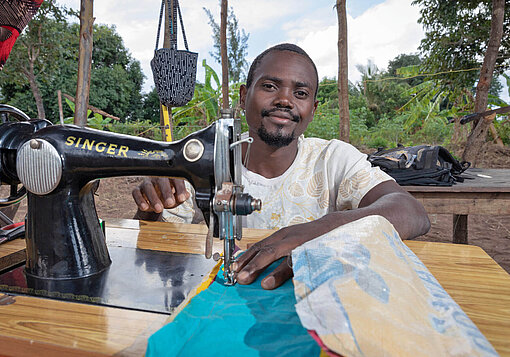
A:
[163,136,392,229]
[291,215,498,357]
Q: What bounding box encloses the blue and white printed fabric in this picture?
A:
[291,215,498,357]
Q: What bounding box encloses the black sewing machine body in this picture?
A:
[0,114,259,292]
[0,120,218,281]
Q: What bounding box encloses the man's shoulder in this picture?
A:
[300,136,360,154]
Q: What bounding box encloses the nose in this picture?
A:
[272,88,294,109]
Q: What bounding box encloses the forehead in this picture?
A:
[253,51,317,90]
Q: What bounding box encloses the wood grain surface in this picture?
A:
[0,239,26,272]
[0,294,167,357]
[0,220,509,356]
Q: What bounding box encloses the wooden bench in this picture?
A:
[405,168,510,243]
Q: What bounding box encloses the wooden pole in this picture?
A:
[74,0,94,127]
[336,0,350,142]
[159,0,174,141]
[57,90,64,125]
[220,0,229,109]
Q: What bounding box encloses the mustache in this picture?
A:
[261,108,300,122]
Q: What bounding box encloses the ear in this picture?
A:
[239,84,247,110]
[313,100,318,115]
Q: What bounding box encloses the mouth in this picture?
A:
[262,109,299,124]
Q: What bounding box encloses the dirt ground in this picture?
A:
[7,143,510,274]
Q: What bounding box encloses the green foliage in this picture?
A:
[305,102,339,140]
[108,120,162,141]
[170,59,249,140]
[203,4,249,82]
[0,0,74,119]
[303,51,510,149]
[386,53,424,87]
[411,0,510,91]
[63,97,112,130]
[493,118,510,145]
[172,60,221,132]
[353,60,414,127]
[0,9,145,123]
[316,78,338,106]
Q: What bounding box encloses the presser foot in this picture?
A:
[223,271,236,286]
[213,252,237,286]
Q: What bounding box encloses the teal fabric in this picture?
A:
[146,261,320,357]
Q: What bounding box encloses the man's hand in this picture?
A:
[233,181,430,291]
[132,177,190,214]
[233,224,315,290]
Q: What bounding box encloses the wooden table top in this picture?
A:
[1,219,509,356]
[405,168,510,193]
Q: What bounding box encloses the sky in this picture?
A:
[59,0,509,102]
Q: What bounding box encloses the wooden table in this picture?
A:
[1,219,509,356]
[405,168,510,243]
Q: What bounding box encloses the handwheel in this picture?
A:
[0,104,30,208]
[0,104,31,122]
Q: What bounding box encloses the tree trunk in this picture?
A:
[462,0,505,166]
[26,60,45,119]
[74,0,94,127]
[336,0,350,142]
[220,0,229,109]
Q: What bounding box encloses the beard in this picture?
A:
[257,122,295,148]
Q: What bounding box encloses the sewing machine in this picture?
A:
[0,109,260,293]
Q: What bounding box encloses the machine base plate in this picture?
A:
[0,246,217,314]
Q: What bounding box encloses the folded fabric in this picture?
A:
[292,215,498,357]
[146,260,320,357]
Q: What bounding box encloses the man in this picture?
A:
[133,43,430,290]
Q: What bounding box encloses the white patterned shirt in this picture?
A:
[162,136,393,229]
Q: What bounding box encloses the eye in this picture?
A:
[295,89,309,99]
[261,82,276,91]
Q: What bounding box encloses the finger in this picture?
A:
[232,241,263,273]
[261,258,293,290]
[235,245,279,285]
[132,187,150,211]
[141,180,164,213]
[172,179,190,203]
[156,178,176,208]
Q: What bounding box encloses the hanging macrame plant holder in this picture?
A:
[151,0,198,107]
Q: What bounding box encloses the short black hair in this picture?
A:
[245,43,319,99]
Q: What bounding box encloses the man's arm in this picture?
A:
[233,180,430,289]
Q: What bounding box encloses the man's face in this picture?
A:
[240,51,318,148]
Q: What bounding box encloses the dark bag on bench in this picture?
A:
[368,145,470,186]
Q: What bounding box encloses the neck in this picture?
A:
[242,134,299,179]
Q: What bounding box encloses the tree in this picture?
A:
[0,0,71,119]
[336,0,350,142]
[0,19,145,123]
[412,0,510,91]
[386,53,423,87]
[86,24,145,121]
[203,4,249,83]
[463,0,506,164]
[141,88,161,123]
[412,0,509,165]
